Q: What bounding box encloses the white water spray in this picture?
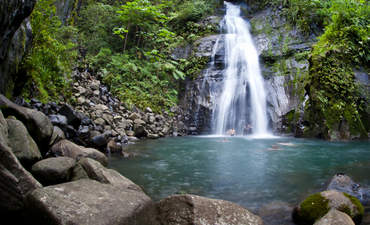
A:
[214,2,270,137]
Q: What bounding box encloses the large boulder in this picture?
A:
[314,209,355,225]
[26,179,157,225]
[157,194,264,225]
[6,117,42,167]
[0,94,53,151]
[0,132,42,213]
[0,110,8,144]
[327,173,370,205]
[49,139,108,166]
[31,157,76,186]
[78,158,142,191]
[293,190,364,225]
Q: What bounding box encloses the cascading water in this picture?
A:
[213,2,270,137]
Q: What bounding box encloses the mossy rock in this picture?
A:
[293,190,364,225]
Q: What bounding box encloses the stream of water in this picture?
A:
[213,2,269,137]
[109,137,370,210]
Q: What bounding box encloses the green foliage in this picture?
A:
[91,48,182,112]
[282,0,330,35]
[86,0,220,112]
[169,0,220,40]
[305,0,369,138]
[294,193,330,224]
[171,0,212,25]
[178,56,209,80]
[77,3,123,54]
[23,0,77,102]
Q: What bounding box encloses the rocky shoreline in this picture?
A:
[14,69,189,156]
[1,94,369,225]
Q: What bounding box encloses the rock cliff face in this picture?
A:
[180,34,225,134]
[250,7,315,135]
[180,5,315,135]
[0,0,35,96]
[55,0,82,25]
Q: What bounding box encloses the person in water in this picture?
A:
[243,124,253,135]
[227,129,236,136]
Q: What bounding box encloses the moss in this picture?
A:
[343,193,364,224]
[294,193,329,225]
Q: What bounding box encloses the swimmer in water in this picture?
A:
[267,145,281,151]
[277,142,296,147]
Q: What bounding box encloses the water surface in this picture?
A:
[109,136,370,210]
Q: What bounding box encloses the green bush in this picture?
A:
[22,0,77,102]
[305,0,369,139]
[77,2,123,55]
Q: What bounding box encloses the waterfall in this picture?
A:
[213,2,270,137]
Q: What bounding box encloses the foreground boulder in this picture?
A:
[293,190,364,225]
[314,209,355,225]
[78,158,142,191]
[157,194,264,225]
[49,139,107,166]
[26,179,157,225]
[0,117,42,212]
[327,173,370,205]
[31,157,76,185]
[6,117,42,167]
[0,94,53,151]
[0,110,8,144]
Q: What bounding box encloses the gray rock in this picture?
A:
[157,194,264,225]
[129,112,141,121]
[89,79,100,90]
[6,117,42,167]
[102,113,113,124]
[0,130,42,212]
[314,209,355,225]
[94,117,105,126]
[327,173,370,205]
[148,133,160,139]
[26,179,157,225]
[145,107,153,113]
[0,110,9,145]
[195,34,224,57]
[148,115,156,124]
[134,118,146,126]
[77,96,85,104]
[91,134,108,147]
[58,104,81,129]
[0,94,53,151]
[162,126,170,134]
[79,158,142,191]
[49,139,108,166]
[70,163,89,181]
[49,114,68,126]
[107,139,122,153]
[31,157,76,185]
[126,130,135,136]
[49,126,66,146]
[134,125,148,138]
